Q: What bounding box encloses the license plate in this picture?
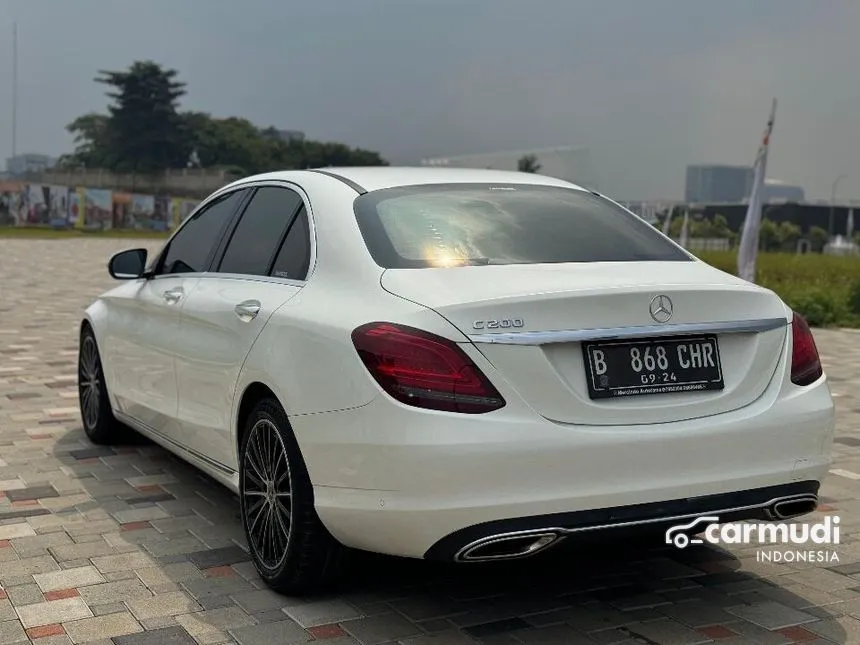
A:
[582,335,724,400]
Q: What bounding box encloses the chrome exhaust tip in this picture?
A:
[765,495,819,521]
[457,532,560,562]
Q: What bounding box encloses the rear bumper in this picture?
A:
[291,374,835,559]
[425,480,820,561]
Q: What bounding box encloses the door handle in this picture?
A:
[234,300,261,320]
[163,287,184,304]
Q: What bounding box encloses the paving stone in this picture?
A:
[229,589,288,614]
[725,600,818,630]
[126,591,202,621]
[90,551,156,573]
[62,611,142,643]
[228,620,310,645]
[0,507,52,520]
[112,507,170,524]
[0,554,60,582]
[185,546,250,569]
[175,607,255,642]
[0,522,36,540]
[626,618,712,644]
[34,565,106,592]
[91,602,127,616]
[181,576,257,601]
[5,583,45,605]
[113,625,197,644]
[6,486,59,501]
[342,612,423,643]
[49,540,134,562]
[68,448,116,460]
[0,619,28,644]
[77,578,153,604]
[16,597,93,628]
[283,598,363,627]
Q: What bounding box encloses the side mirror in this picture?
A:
[108,248,148,280]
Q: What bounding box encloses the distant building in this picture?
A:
[6,153,56,176]
[420,146,598,190]
[685,164,753,203]
[763,179,805,202]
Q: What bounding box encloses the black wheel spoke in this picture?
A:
[242,418,293,572]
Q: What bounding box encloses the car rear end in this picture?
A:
[303,180,836,561]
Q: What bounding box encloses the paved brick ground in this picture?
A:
[1,238,860,644]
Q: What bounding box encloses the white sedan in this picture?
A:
[78,167,836,593]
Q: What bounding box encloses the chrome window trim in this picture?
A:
[468,317,788,346]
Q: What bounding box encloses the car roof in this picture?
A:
[228,166,589,194]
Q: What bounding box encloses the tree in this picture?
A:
[96,61,191,173]
[63,113,113,168]
[63,61,389,174]
[517,154,541,173]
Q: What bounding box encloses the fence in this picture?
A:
[0,180,200,232]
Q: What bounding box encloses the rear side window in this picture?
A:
[218,186,304,276]
[353,183,691,268]
[270,206,311,280]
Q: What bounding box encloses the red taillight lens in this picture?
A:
[351,322,506,413]
[790,312,823,386]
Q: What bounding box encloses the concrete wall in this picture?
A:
[22,168,241,198]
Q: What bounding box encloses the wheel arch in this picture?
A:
[233,381,286,466]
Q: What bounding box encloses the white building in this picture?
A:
[420,145,598,190]
[6,153,56,176]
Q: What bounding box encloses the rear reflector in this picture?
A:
[351,322,506,413]
[790,312,823,386]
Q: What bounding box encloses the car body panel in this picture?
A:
[173,274,301,469]
[95,275,199,434]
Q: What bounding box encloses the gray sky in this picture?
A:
[1,0,858,200]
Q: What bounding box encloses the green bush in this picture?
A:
[696,251,860,327]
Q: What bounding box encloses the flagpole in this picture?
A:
[736,98,777,283]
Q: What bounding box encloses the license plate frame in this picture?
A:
[582,334,724,400]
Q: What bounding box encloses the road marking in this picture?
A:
[832,392,843,398]
[830,468,860,480]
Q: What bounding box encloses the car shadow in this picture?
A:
[51,426,846,644]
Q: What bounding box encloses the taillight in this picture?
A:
[790,312,823,386]
[351,322,506,413]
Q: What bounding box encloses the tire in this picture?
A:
[78,326,123,445]
[239,397,342,594]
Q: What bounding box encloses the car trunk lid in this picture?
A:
[380,261,789,425]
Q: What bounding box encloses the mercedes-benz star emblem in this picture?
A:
[649,295,673,323]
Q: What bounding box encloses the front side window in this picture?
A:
[218,187,304,276]
[159,189,247,275]
[353,183,691,268]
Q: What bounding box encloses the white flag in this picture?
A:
[662,206,673,235]
[679,209,690,248]
[737,99,777,283]
[847,208,854,239]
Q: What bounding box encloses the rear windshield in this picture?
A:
[353,183,692,268]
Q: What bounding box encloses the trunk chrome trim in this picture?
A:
[468,317,788,346]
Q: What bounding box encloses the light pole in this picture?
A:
[11,21,18,161]
[829,174,848,237]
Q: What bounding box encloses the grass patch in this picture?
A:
[696,250,860,327]
[0,226,170,239]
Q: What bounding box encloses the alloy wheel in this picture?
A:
[242,418,293,571]
[78,335,101,430]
